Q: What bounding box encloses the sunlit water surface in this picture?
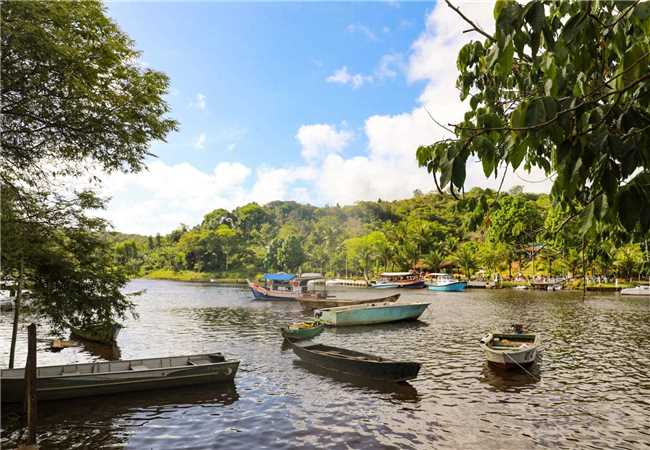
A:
[2,280,649,449]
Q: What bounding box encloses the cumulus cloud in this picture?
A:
[346,23,377,41]
[326,66,373,89]
[194,132,206,149]
[194,93,206,111]
[296,124,353,160]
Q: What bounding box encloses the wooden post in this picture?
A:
[24,323,37,446]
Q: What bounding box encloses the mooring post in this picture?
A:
[24,323,37,446]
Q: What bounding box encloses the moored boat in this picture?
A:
[70,321,122,344]
[371,271,425,289]
[280,321,324,341]
[314,301,430,326]
[288,341,420,382]
[621,285,650,296]
[1,353,240,402]
[479,331,540,368]
[425,273,466,292]
[297,293,400,311]
[248,273,325,300]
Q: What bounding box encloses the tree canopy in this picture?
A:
[417,0,650,234]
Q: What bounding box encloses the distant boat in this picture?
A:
[280,321,324,341]
[297,293,400,311]
[425,273,466,292]
[370,272,425,289]
[621,285,650,296]
[248,273,325,300]
[513,285,529,290]
[1,353,239,402]
[288,341,420,382]
[314,302,430,327]
[70,321,122,344]
[479,331,540,368]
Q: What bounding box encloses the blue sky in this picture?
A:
[100,1,549,234]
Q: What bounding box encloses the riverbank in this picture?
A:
[143,269,248,285]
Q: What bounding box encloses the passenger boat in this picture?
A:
[621,285,650,296]
[1,353,240,402]
[370,272,425,289]
[288,341,420,382]
[70,321,122,344]
[297,293,400,311]
[479,329,540,368]
[280,321,324,341]
[248,273,325,300]
[425,273,466,292]
[314,302,430,326]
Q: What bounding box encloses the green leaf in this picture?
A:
[508,143,526,170]
[452,156,467,187]
[497,35,515,76]
[561,12,586,43]
[510,102,527,128]
[524,98,546,127]
[622,44,646,87]
[618,189,641,231]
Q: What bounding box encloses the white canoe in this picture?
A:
[479,333,540,368]
[314,302,430,326]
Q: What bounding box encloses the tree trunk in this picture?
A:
[9,258,25,369]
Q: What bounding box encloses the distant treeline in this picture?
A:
[111,187,649,281]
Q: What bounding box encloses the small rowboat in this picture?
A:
[280,321,324,341]
[1,353,239,403]
[479,332,540,368]
[297,293,400,311]
[70,321,122,344]
[315,302,430,327]
[288,341,420,382]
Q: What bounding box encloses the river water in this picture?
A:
[1,280,649,449]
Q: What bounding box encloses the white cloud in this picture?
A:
[346,23,377,41]
[326,66,373,89]
[194,132,206,149]
[376,53,404,80]
[194,93,206,111]
[296,124,353,160]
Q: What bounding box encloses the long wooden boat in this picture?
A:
[280,321,324,341]
[248,273,326,300]
[70,321,122,344]
[1,353,239,403]
[479,333,540,368]
[371,272,425,289]
[314,302,430,327]
[297,293,400,310]
[288,341,420,382]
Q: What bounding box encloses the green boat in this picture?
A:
[70,321,122,344]
[280,321,324,341]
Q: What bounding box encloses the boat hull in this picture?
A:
[621,287,650,296]
[248,281,301,300]
[370,282,400,289]
[289,342,420,382]
[427,281,466,292]
[297,294,400,310]
[280,324,324,341]
[316,302,430,327]
[70,322,122,344]
[480,333,540,369]
[1,354,239,403]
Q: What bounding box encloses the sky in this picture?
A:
[99,1,552,235]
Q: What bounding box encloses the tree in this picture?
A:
[454,242,479,279]
[417,0,650,234]
[614,243,643,280]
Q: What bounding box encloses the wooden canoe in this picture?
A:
[297,293,400,310]
[1,353,239,402]
[280,321,324,341]
[289,341,420,382]
[70,321,122,344]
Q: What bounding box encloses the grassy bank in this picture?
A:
[143,269,249,284]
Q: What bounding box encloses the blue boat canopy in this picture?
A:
[263,273,296,282]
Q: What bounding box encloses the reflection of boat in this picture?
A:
[80,339,122,361]
[425,273,466,292]
[248,273,325,300]
[280,321,324,341]
[479,331,540,368]
[371,272,425,289]
[315,302,430,326]
[621,285,650,296]
[292,360,419,401]
[297,294,400,310]
[70,321,122,344]
[480,362,541,389]
[1,353,240,402]
[288,341,420,382]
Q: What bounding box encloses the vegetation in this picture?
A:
[417,0,650,234]
[111,188,650,283]
[1,1,176,366]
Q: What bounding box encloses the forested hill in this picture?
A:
[112,187,648,281]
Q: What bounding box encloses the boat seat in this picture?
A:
[130,364,148,371]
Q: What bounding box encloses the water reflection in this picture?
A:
[79,339,122,361]
[480,362,542,391]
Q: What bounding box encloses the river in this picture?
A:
[1,280,649,449]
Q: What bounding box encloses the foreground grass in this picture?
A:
[144,269,248,284]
